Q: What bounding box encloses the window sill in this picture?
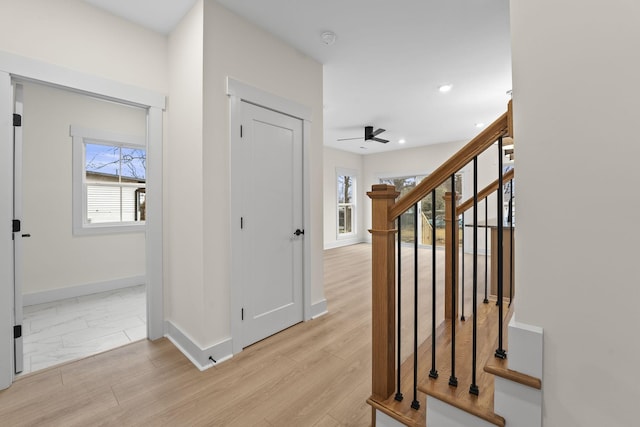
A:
[73,223,146,236]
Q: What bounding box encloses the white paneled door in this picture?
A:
[240,101,303,348]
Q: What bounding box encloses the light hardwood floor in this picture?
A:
[0,244,487,426]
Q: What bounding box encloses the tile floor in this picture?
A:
[20,284,147,374]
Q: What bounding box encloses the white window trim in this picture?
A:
[70,125,146,235]
[336,168,357,239]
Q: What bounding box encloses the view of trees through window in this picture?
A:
[337,174,355,235]
[85,143,146,224]
[380,174,462,245]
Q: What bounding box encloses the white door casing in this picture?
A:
[228,78,313,354]
[240,102,303,347]
[0,52,165,390]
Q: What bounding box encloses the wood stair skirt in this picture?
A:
[368,300,541,426]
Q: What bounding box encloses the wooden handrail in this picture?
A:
[367,101,513,408]
[457,168,515,215]
[390,104,511,221]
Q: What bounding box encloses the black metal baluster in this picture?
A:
[449,174,458,387]
[470,156,480,396]
[411,204,420,410]
[429,190,439,379]
[509,179,514,307]
[461,211,465,321]
[395,216,403,401]
[484,198,489,304]
[495,137,507,359]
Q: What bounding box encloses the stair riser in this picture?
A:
[427,398,502,427]
[494,377,542,427]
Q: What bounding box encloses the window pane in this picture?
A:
[136,188,146,221]
[338,205,354,234]
[86,143,120,178]
[84,142,146,226]
[120,147,146,180]
[87,185,121,223]
[337,175,354,204]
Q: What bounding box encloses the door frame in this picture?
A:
[12,83,24,375]
[227,78,312,355]
[0,51,165,389]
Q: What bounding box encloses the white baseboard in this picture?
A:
[164,320,233,371]
[323,237,365,250]
[311,299,328,319]
[23,275,146,306]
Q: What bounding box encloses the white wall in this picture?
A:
[323,134,508,251]
[323,147,365,249]
[0,0,168,93]
[511,0,640,425]
[166,0,206,346]
[164,0,325,350]
[20,81,146,295]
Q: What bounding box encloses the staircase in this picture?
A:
[366,101,543,426]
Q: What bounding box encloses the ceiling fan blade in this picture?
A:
[337,136,364,141]
[371,137,389,144]
[371,128,386,137]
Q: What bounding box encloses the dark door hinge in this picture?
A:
[241,308,244,321]
[14,325,22,339]
[240,217,244,229]
[13,113,22,127]
[240,125,243,138]
[12,219,20,233]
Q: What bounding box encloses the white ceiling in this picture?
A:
[85,0,512,155]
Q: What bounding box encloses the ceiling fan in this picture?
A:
[338,126,389,144]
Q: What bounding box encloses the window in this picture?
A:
[380,173,462,246]
[71,126,146,235]
[337,170,356,237]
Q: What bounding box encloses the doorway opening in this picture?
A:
[14,80,148,374]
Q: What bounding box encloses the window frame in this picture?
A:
[71,125,146,235]
[336,168,357,239]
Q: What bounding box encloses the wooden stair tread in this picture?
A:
[484,358,541,390]
[368,300,512,426]
[419,382,504,426]
[418,301,511,427]
[367,395,424,427]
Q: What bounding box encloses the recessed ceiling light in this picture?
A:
[439,84,453,93]
[475,123,485,128]
[398,139,406,144]
[320,31,337,45]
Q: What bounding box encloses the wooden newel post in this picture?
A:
[444,191,461,320]
[367,184,399,399]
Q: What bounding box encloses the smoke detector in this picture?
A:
[321,31,337,45]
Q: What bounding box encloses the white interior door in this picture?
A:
[240,101,303,347]
[12,83,24,374]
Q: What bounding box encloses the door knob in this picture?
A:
[293,229,305,236]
